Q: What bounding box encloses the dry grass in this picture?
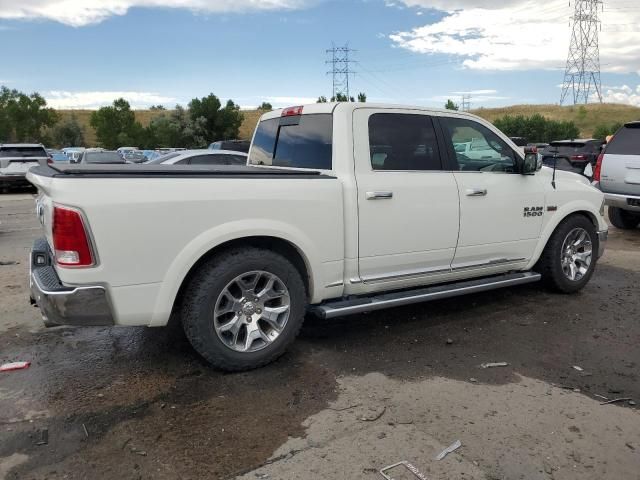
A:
[472,103,640,137]
[57,109,262,146]
[57,103,640,146]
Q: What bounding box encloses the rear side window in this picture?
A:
[249,114,333,169]
[368,113,442,171]
[0,146,47,158]
[606,125,640,155]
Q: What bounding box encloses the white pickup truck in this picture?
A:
[27,103,608,371]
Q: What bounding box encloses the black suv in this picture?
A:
[542,139,604,175]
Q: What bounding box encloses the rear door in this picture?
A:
[353,108,460,283]
[600,123,640,197]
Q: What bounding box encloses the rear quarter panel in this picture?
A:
[34,175,345,325]
[600,153,640,196]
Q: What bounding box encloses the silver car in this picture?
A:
[146,149,248,166]
[595,121,640,229]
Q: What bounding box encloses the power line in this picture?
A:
[326,43,356,100]
[560,0,604,105]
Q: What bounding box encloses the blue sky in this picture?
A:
[1,0,639,109]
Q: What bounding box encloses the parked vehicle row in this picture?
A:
[0,144,50,190]
[27,102,608,372]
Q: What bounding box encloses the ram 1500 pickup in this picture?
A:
[27,103,608,371]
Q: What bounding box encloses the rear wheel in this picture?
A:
[535,215,598,293]
[181,248,307,371]
[608,206,640,230]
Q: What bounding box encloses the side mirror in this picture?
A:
[520,146,541,175]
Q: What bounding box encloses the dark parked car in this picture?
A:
[542,139,604,175]
[76,150,126,164]
[209,140,250,154]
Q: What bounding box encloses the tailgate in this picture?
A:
[0,158,45,174]
[601,153,640,196]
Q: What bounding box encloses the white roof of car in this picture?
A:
[0,143,44,148]
[161,149,247,164]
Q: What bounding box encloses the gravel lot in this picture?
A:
[1,192,639,480]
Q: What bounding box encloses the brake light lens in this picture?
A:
[52,205,94,267]
[281,106,303,117]
[593,153,604,182]
[47,157,53,164]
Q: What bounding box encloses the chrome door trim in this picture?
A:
[451,257,526,272]
[360,265,452,284]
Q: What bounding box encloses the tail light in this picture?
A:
[47,157,53,164]
[570,154,587,161]
[281,106,303,117]
[593,153,604,182]
[52,205,95,267]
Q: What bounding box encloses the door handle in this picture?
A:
[366,191,393,200]
[466,188,487,197]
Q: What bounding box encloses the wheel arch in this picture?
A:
[149,226,319,327]
[527,204,602,270]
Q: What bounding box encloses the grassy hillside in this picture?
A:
[472,103,640,138]
[58,103,640,147]
[57,109,262,146]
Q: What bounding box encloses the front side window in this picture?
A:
[249,114,333,169]
[441,117,517,173]
[368,113,442,171]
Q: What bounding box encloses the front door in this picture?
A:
[438,115,545,270]
[353,108,460,284]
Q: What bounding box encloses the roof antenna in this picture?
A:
[552,157,558,190]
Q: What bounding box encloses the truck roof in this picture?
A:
[261,102,485,121]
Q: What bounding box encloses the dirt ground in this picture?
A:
[1,192,639,480]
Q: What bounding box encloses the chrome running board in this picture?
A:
[311,271,541,319]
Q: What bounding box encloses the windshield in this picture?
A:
[0,147,47,158]
[84,152,125,164]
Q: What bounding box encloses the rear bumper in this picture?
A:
[597,230,608,259]
[604,192,640,213]
[29,238,115,327]
[0,173,31,187]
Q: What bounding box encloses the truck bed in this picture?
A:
[30,164,332,179]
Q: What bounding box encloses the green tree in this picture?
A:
[593,122,623,140]
[258,102,273,111]
[331,93,349,102]
[149,105,166,111]
[52,115,85,147]
[317,96,328,103]
[0,87,57,143]
[445,99,459,111]
[145,106,192,148]
[188,94,244,143]
[493,114,580,143]
[90,98,140,149]
[357,92,367,103]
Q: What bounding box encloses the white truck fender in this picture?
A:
[149,219,321,327]
[526,199,604,270]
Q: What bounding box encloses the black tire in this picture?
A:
[535,215,598,293]
[608,206,640,230]
[181,248,307,371]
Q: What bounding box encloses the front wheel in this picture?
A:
[535,215,598,293]
[181,248,307,371]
